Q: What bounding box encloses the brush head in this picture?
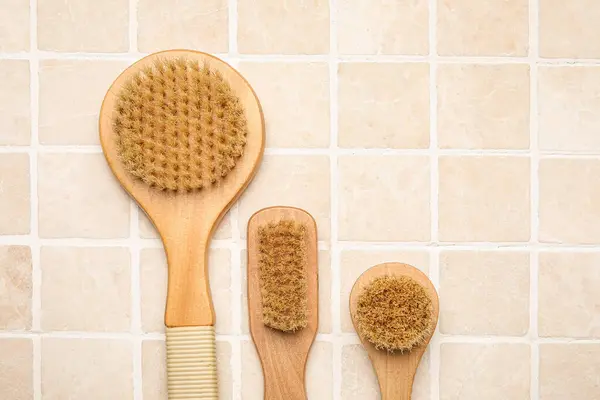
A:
[355,275,435,353]
[257,220,308,332]
[112,57,248,191]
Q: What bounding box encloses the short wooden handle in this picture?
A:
[166,326,218,399]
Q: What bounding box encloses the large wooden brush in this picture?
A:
[99,50,265,399]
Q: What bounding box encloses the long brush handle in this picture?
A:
[166,326,218,399]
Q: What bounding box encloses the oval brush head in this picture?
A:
[112,57,248,191]
[355,275,435,352]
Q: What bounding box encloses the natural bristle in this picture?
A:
[258,220,308,332]
[355,275,434,353]
[112,57,248,191]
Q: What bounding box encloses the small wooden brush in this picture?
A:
[350,262,439,400]
[247,206,318,400]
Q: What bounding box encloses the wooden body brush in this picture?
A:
[350,262,439,400]
[247,206,318,400]
[99,50,265,399]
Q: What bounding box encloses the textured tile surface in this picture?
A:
[0,61,30,145]
[0,154,30,234]
[0,246,32,330]
[0,0,29,52]
[0,339,32,400]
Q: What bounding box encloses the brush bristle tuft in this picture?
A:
[257,220,308,332]
[112,57,247,191]
[355,275,434,353]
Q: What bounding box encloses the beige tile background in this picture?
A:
[1,0,600,399]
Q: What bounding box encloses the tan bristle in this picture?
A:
[355,275,434,353]
[112,57,248,191]
[257,220,308,332]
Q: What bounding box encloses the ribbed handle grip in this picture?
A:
[166,326,218,399]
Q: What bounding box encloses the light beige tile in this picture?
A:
[140,248,232,334]
[539,159,600,244]
[0,246,32,330]
[440,250,530,335]
[540,344,600,400]
[142,339,232,400]
[341,344,430,400]
[440,344,530,400]
[437,0,529,56]
[339,156,430,241]
[41,338,132,399]
[139,209,232,239]
[38,154,130,238]
[237,0,329,54]
[138,0,227,52]
[239,62,330,148]
[238,155,330,239]
[39,60,127,145]
[242,341,331,399]
[0,0,29,51]
[41,247,130,331]
[539,252,600,338]
[439,156,530,242]
[0,61,30,145]
[38,0,128,52]
[540,0,600,58]
[338,63,429,148]
[241,250,331,334]
[340,250,429,332]
[0,154,30,234]
[337,0,428,55]
[437,64,530,149]
[0,339,32,400]
[539,67,600,151]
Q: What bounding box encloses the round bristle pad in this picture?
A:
[112,57,248,191]
[355,275,434,353]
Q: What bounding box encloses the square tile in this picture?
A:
[139,209,231,240]
[142,339,232,400]
[38,0,128,52]
[241,250,331,334]
[41,338,132,399]
[538,67,600,151]
[239,62,330,148]
[238,0,329,54]
[241,341,332,399]
[0,339,32,400]
[0,61,30,145]
[437,0,529,56]
[0,0,29,52]
[540,0,600,58]
[341,344,429,400]
[238,155,330,239]
[140,248,232,334]
[38,154,130,238]
[338,63,429,148]
[540,344,600,400]
[337,0,428,55]
[439,156,530,242]
[437,64,530,149]
[41,247,130,331]
[0,154,30,234]
[539,159,600,244]
[0,246,32,330]
[440,250,530,335]
[39,60,127,145]
[539,252,600,338]
[137,0,228,53]
[340,250,429,332]
[339,156,430,241]
[440,343,530,400]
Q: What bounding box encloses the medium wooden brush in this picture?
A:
[247,206,318,400]
[99,50,265,399]
[350,262,439,400]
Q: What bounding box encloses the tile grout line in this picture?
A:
[529,0,540,399]
[28,0,41,397]
[328,0,342,398]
